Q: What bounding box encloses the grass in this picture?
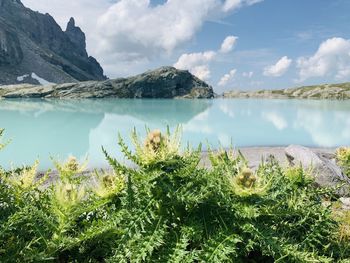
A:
[0,128,350,262]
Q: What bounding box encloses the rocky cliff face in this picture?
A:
[0,28,23,66]
[223,82,350,100]
[0,67,214,99]
[0,0,106,85]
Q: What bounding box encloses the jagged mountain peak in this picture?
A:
[67,17,76,27]
[65,17,86,51]
[0,0,106,85]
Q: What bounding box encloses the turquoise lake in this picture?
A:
[0,99,349,170]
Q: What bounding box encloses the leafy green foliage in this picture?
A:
[333,204,350,243]
[0,128,4,150]
[337,147,350,178]
[0,128,349,262]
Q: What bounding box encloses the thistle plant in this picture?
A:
[0,127,349,262]
[5,161,49,191]
[336,147,350,178]
[51,155,88,188]
[93,170,125,199]
[238,167,257,188]
[333,203,350,242]
[53,182,85,211]
[126,126,182,167]
[228,166,270,197]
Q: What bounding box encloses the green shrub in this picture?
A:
[336,147,350,178]
[333,203,350,243]
[0,128,349,262]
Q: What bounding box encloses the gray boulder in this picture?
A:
[285,145,350,196]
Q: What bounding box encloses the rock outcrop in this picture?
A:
[0,0,106,85]
[0,67,214,99]
[223,82,350,100]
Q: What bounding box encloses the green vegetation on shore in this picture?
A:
[0,128,350,262]
[337,147,350,179]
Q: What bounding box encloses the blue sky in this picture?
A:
[22,0,350,93]
[202,0,350,91]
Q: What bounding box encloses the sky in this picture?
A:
[22,0,350,93]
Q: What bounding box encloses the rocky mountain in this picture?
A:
[223,82,350,100]
[0,67,214,99]
[0,0,106,85]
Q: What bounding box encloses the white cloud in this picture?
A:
[222,0,263,12]
[297,37,350,81]
[22,0,262,78]
[174,51,216,70]
[174,51,216,80]
[96,0,219,56]
[220,36,238,53]
[263,56,292,77]
[174,34,238,80]
[218,69,237,86]
[190,66,212,81]
[242,71,254,78]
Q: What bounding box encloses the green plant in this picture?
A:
[333,203,350,242]
[0,128,4,150]
[336,147,350,178]
[0,128,349,262]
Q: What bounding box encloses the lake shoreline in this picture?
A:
[39,145,337,174]
[38,144,350,197]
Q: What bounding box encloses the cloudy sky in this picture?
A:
[22,0,350,93]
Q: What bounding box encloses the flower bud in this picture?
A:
[66,156,79,172]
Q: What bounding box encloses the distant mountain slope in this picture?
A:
[0,0,106,85]
[223,82,350,99]
[0,67,214,99]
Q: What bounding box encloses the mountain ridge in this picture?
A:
[0,0,106,85]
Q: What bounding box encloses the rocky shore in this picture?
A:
[0,67,214,99]
[223,82,350,100]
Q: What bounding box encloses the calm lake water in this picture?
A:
[0,98,349,170]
